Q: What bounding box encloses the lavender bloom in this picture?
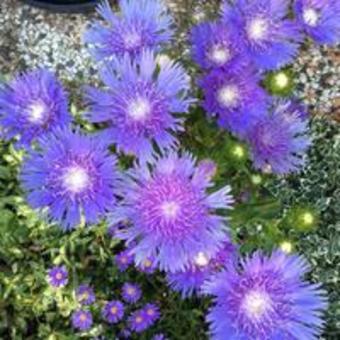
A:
[143,303,161,327]
[102,300,125,324]
[247,103,311,175]
[107,222,126,238]
[0,69,70,146]
[128,309,149,333]
[86,51,191,162]
[76,285,96,305]
[71,310,93,331]
[200,67,268,138]
[115,248,134,271]
[21,128,119,230]
[152,334,167,340]
[294,0,340,45]
[203,250,328,340]
[222,0,302,70]
[190,20,247,71]
[84,0,173,62]
[47,265,68,288]
[136,256,157,274]
[122,282,142,304]
[112,152,233,273]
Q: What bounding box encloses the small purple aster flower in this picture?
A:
[128,309,149,333]
[84,0,173,61]
[223,0,303,70]
[0,69,70,146]
[115,248,134,271]
[136,256,157,274]
[294,0,340,45]
[122,282,142,304]
[200,67,268,138]
[86,51,191,162]
[203,250,328,340]
[112,152,233,273]
[76,285,96,305]
[47,265,68,288]
[143,303,160,327]
[190,20,247,71]
[102,300,125,324]
[152,334,167,340]
[247,102,311,174]
[107,222,126,238]
[21,128,119,230]
[71,310,93,331]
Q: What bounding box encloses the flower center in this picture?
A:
[136,316,143,323]
[27,102,47,124]
[111,306,118,314]
[127,287,135,295]
[147,309,154,316]
[161,201,180,219]
[56,272,63,280]
[303,8,319,27]
[127,98,151,121]
[63,166,90,194]
[217,85,240,108]
[143,259,152,267]
[242,290,272,320]
[247,17,269,41]
[81,292,89,301]
[124,31,142,49]
[194,252,209,267]
[79,313,87,322]
[209,45,231,65]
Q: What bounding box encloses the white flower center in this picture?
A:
[127,98,151,121]
[217,85,239,108]
[242,290,272,320]
[194,252,209,267]
[63,166,89,193]
[124,31,142,49]
[247,18,269,41]
[27,102,46,124]
[209,45,231,65]
[161,201,180,219]
[275,72,289,88]
[303,8,319,27]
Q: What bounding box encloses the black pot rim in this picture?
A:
[21,0,99,13]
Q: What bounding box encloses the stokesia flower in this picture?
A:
[200,67,267,138]
[47,265,68,288]
[112,152,233,273]
[128,309,149,333]
[222,0,303,70]
[190,20,247,71]
[21,128,119,230]
[247,102,311,175]
[86,51,192,162]
[115,248,135,271]
[76,285,96,305]
[122,282,142,303]
[71,310,93,331]
[0,69,70,146]
[102,300,125,324]
[84,0,173,62]
[294,0,340,45]
[203,250,328,340]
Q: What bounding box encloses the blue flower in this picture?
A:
[71,310,93,331]
[203,250,328,340]
[121,282,142,304]
[76,285,96,305]
[102,300,125,324]
[21,128,119,230]
[0,69,70,146]
[84,0,173,62]
[47,265,68,288]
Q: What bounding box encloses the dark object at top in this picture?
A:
[22,0,100,13]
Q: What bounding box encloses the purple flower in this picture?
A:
[294,0,340,45]
[152,334,167,340]
[128,309,149,333]
[86,51,191,162]
[200,67,268,138]
[143,303,160,327]
[122,282,142,304]
[71,310,93,331]
[223,0,302,70]
[47,265,68,288]
[136,256,157,274]
[102,300,125,324]
[167,241,237,298]
[0,69,70,146]
[107,222,126,238]
[190,20,247,71]
[84,0,173,62]
[21,128,119,230]
[203,250,328,340]
[115,248,134,271]
[112,152,233,273]
[247,102,311,174]
[76,285,96,305]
